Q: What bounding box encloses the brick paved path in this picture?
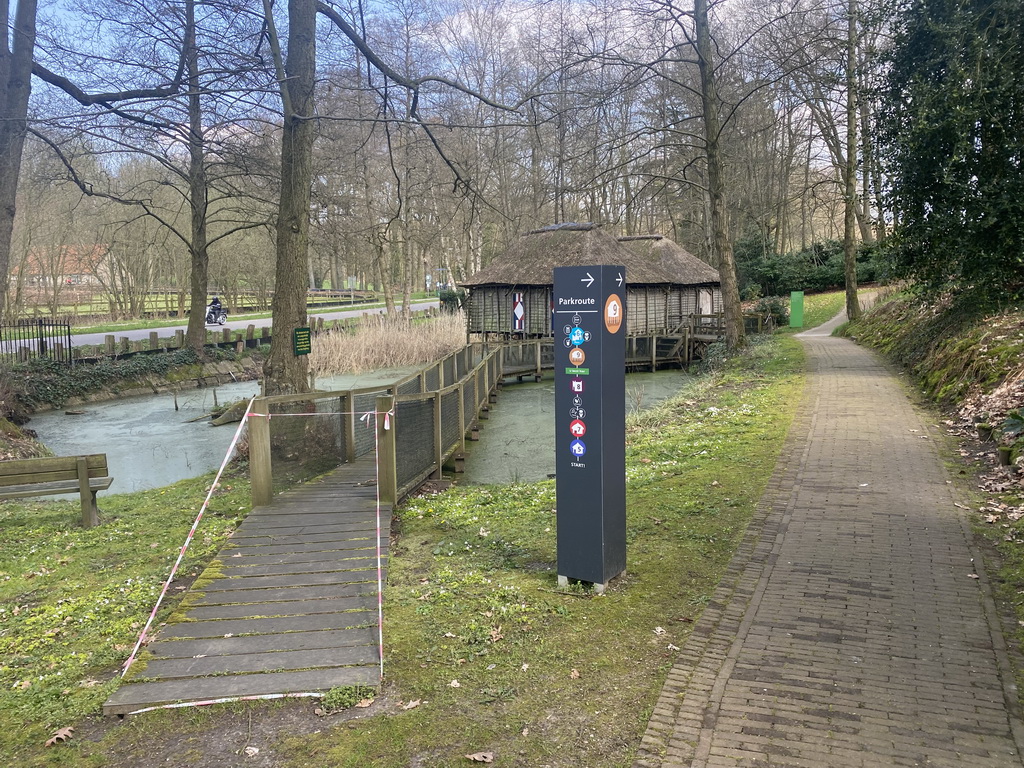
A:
[635,318,1024,767]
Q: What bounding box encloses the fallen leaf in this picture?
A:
[667,643,680,651]
[45,727,74,747]
[521,663,529,672]
[522,727,529,736]
[654,626,666,636]
[569,669,580,679]
[968,573,980,579]
[243,746,259,757]
[355,698,373,708]
[465,752,494,763]
[489,626,504,643]
[443,632,457,638]
[449,679,461,688]
[402,700,421,710]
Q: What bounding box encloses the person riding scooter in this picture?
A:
[205,296,227,325]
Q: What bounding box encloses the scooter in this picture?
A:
[205,305,228,325]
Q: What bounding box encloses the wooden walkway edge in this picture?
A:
[103,456,389,715]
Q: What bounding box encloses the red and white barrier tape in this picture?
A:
[121,396,257,677]
[121,400,393,694]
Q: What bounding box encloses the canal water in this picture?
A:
[28,366,694,492]
[28,367,420,493]
[461,369,695,484]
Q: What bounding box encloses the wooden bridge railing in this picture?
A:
[246,343,502,507]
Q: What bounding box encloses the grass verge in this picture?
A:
[0,472,251,764]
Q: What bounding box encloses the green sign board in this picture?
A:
[789,291,805,328]
[292,327,312,356]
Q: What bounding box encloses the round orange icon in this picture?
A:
[568,347,586,366]
[605,294,623,333]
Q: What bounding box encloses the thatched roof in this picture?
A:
[617,235,720,286]
[462,224,715,287]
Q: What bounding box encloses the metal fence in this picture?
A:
[0,318,73,366]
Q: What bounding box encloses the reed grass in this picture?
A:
[309,312,467,376]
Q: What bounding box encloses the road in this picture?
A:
[69,300,440,348]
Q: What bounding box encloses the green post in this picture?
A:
[789,291,805,328]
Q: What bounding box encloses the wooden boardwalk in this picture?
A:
[104,456,389,715]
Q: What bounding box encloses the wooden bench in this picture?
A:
[0,454,113,528]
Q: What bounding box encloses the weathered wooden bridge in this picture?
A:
[104,457,387,715]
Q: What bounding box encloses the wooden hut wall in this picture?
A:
[626,287,665,335]
[466,286,551,335]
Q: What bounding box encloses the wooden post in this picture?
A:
[77,456,99,529]
[376,395,397,504]
[119,337,130,354]
[249,398,273,507]
[246,324,256,347]
[175,329,184,349]
[458,380,466,454]
[149,331,159,350]
[651,335,658,371]
[343,392,356,462]
[105,335,115,356]
[433,393,443,480]
[534,340,541,376]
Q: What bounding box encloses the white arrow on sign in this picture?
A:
[616,272,624,286]
[581,272,594,287]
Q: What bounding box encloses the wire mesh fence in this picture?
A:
[247,343,502,505]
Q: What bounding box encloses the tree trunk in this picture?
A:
[694,0,744,349]
[184,0,211,353]
[843,0,861,322]
[0,0,38,319]
[263,0,316,395]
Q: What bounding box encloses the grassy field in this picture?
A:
[0,304,829,766]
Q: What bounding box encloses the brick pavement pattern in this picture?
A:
[634,318,1024,767]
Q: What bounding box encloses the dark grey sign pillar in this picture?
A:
[553,265,627,592]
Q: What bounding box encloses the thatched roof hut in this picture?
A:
[617,234,720,286]
[462,224,722,337]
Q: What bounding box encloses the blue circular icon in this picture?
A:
[570,327,585,346]
[570,439,587,457]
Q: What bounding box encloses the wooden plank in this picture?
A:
[222,538,386,556]
[104,666,380,715]
[139,645,379,680]
[236,523,381,538]
[186,595,375,621]
[189,581,377,606]
[146,626,377,659]
[199,569,380,592]
[239,512,379,528]
[0,477,112,499]
[220,556,378,578]
[222,547,385,568]
[0,453,106,480]
[156,610,376,640]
